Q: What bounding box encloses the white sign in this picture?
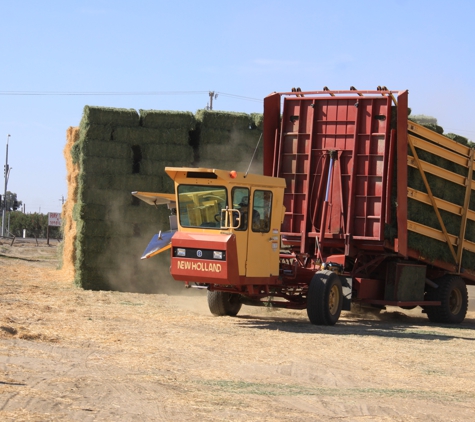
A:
[48,212,62,227]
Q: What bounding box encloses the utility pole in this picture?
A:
[208,91,218,110]
[2,134,11,237]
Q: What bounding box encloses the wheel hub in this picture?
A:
[328,284,340,315]
[449,288,462,315]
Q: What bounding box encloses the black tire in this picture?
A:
[425,275,468,324]
[207,291,242,317]
[307,270,343,325]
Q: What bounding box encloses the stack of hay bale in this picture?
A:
[405,116,475,269]
[71,106,196,292]
[67,106,263,292]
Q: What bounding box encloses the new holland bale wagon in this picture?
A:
[134,88,473,325]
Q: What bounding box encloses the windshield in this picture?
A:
[177,185,227,229]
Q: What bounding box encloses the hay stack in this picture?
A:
[66,105,265,292]
[71,106,195,292]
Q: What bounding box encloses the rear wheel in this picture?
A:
[425,275,468,324]
[207,291,242,316]
[307,270,343,325]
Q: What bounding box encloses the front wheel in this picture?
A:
[425,275,468,324]
[207,291,242,316]
[307,270,343,325]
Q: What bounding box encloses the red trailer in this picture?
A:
[135,88,472,325]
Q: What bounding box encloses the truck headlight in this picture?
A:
[176,248,186,257]
[213,251,223,260]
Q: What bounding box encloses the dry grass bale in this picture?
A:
[81,106,140,127]
[61,127,80,279]
[445,132,470,146]
[81,139,130,159]
[72,203,108,221]
[140,109,195,131]
[79,123,113,141]
[196,109,252,133]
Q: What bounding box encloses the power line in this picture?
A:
[0,90,208,96]
[0,90,263,103]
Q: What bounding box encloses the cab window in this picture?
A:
[232,187,250,231]
[177,185,227,228]
[252,190,272,233]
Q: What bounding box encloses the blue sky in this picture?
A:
[1,0,474,213]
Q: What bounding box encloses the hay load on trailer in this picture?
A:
[135,88,473,325]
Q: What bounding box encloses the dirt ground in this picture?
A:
[1,240,475,421]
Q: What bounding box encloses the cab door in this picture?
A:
[245,188,281,277]
[230,187,250,276]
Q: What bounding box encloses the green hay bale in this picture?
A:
[81,156,134,176]
[196,110,252,132]
[140,110,196,130]
[445,133,469,146]
[250,113,264,130]
[462,249,475,272]
[144,143,194,163]
[81,139,130,159]
[407,166,466,206]
[71,142,81,165]
[77,186,129,207]
[112,127,191,146]
[73,203,108,221]
[409,114,437,125]
[79,124,113,142]
[408,199,461,237]
[239,130,263,150]
[76,219,111,238]
[118,174,163,192]
[200,143,246,163]
[74,266,110,290]
[77,172,117,191]
[112,126,147,145]
[408,232,453,264]
[161,177,175,193]
[422,123,444,135]
[80,106,139,127]
[74,234,113,279]
[139,160,171,177]
[121,204,170,226]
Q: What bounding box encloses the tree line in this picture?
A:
[5,211,62,239]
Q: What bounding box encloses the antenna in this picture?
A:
[244,133,262,178]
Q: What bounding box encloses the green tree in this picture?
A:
[1,191,22,211]
[8,212,61,239]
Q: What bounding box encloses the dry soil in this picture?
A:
[1,240,475,421]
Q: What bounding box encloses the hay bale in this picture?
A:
[140,110,196,130]
[72,203,108,221]
[81,139,130,159]
[144,143,193,163]
[80,106,139,127]
[81,156,134,176]
[196,109,251,131]
[250,113,263,130]
[61,127,80,279]
[445,133,469,146]
[422,123,444,135]
[78,124,113,141]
